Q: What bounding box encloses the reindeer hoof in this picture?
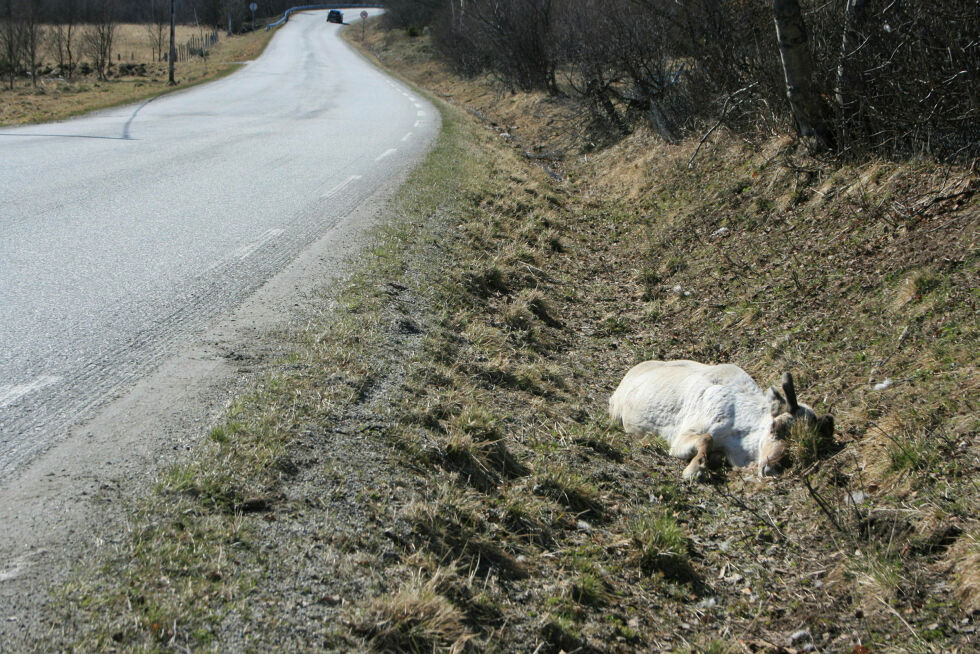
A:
[683,461,705,482]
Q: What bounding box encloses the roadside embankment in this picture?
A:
[34,20,979,653]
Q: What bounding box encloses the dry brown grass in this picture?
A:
[357,571,474,653]
[948,532,980,615]
[112,23,207,62]
[0,24,274,126]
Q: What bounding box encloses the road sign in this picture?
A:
[249,2,257,11]
[361,10,368,19]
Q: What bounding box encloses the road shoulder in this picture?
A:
[0,153,426,647]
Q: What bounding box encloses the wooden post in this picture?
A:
[168,0,175,84]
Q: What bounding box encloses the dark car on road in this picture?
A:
[327,10,343,24]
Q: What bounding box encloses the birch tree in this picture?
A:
[771,0,833,149]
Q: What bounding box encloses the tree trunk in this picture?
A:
[771,0,834,150]
[64,0,75,80]
[835,0,867,112]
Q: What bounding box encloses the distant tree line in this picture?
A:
[1,0,377,88]
[0,0,341,27]
[385,0,978,161]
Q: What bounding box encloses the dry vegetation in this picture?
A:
[0,24,273,126]
[36,21,978,653]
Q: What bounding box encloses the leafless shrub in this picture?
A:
[426,0,977,161]
[1,2,25,89]
[382,0,442,32]
[20,0,44,87]
[435,0,559,91]
[81,0,116,81]
[144,0,167,63]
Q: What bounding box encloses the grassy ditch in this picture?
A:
[0,25,274,126]
[41,22,978,653]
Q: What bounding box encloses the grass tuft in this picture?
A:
[357,572,473,653]
[630,509,690,579]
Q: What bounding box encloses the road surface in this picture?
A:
[0,10,439,480]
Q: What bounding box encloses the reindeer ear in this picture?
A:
[782,372,800,413]
[767,386,787,416]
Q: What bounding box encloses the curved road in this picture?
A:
[0,10,439,479]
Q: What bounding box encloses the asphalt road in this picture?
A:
[0,10,439,480]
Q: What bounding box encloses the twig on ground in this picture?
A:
[801,472,846,534]
[875,595,925,645]
[868,323,911,383]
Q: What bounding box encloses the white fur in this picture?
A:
[609,360,782,472]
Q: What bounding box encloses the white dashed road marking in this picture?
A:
[401,132,413,142]
[375,148,397,161]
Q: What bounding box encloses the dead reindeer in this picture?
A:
[609,360,834,480]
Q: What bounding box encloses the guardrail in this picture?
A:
[266,4,382,30]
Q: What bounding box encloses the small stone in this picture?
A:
[696,597,717,610]
[576,520,592,532]
[789,629,811,644]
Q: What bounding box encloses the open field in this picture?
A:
[26,21,980,653]
[0,24,274,126]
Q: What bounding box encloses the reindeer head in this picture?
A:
[760,372,835,475]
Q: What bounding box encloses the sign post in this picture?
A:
[360,9,368,39]
[250,3,258,31]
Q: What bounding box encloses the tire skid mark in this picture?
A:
[0,376,62,409]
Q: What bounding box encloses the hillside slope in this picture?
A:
[343,27,979,652]
[39,24,978,653]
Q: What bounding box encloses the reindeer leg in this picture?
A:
[680,433,713,482]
